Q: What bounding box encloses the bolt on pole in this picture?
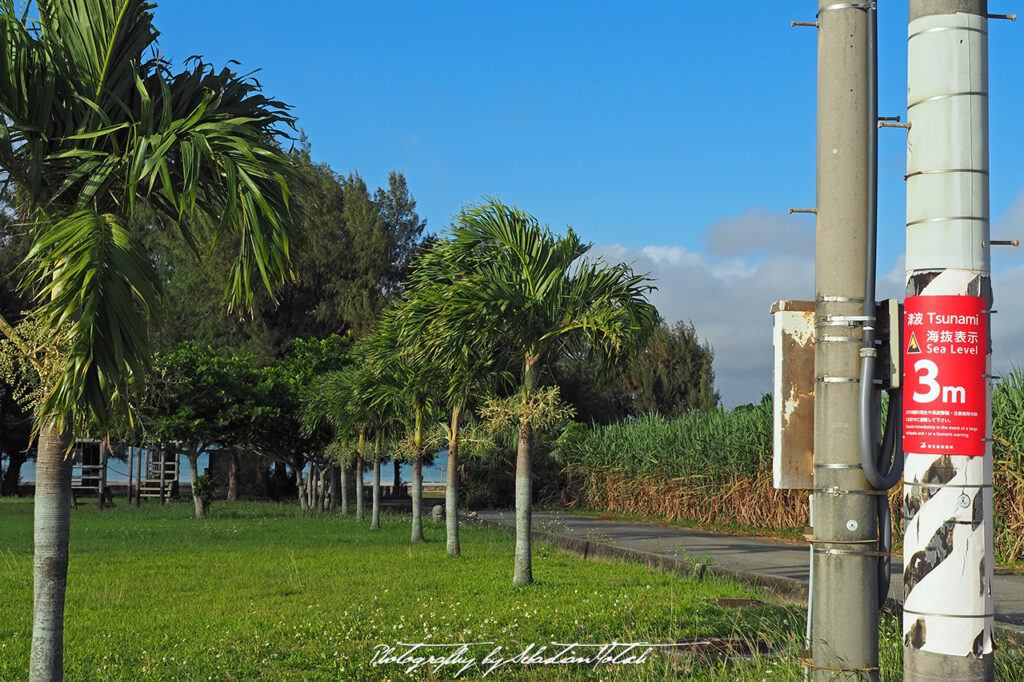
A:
[812,2,879,680]
[903,1,994,679]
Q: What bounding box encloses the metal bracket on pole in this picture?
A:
[878,121,911,129]
[817,296,863,303]
[987,13,1017,20]
[817,2,876,15]
[790,207,817,214]
[991,239,1019,246]
[792,20,820,27]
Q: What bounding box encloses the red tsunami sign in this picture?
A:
[902,295,987,457]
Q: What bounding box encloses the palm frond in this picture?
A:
[24,210,159,430]
[0,0,298,435]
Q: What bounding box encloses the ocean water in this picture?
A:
[7,450,449,485]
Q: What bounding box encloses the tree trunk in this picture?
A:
[318,466,327,512]
[513,358,539,587]
[188,453,205,520]
[255,462,266,500]
[411,455,424,543]
[355,455,364,521]
[135,447,142,508]
[513,418,534,586]
[446,405,462,557]
[126,447,134,505]
[296,460,309,510]
[227,450,239,501]
[1,448,26,496]
[329,466,340,513]
[393,460,401,498]
[371,458,381,530]
[30,421,73,681]
[307,464,316,509]
[340,465,349,515]
[158,449,167,506]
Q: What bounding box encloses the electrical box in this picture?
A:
[874,298,902,390]
[771,300,815,490]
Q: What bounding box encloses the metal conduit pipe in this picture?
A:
[858,1,903,494]
[856,3,903,608]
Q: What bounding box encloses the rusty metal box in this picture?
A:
[771,300,815,489]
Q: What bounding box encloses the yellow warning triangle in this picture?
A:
[907,331,922,354]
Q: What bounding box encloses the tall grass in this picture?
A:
[561,372,1024,563]
[559,398,772,481]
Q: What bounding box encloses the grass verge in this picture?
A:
[0,498,1020,680]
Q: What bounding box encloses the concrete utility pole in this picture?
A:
[903,1,994,679]
[812,2,880,679]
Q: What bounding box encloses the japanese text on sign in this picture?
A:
[902,296,987,457]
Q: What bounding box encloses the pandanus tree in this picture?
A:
[0,2,297,677]
[423,199,657,585]
[397,240,513,557]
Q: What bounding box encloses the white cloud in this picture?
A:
[703,207,814,258]
[597,203,1024,408]
[595,242,815,408]
[992,263,1024,377]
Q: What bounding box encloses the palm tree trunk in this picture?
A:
[513,418,534,586]
[411,406,424,543]
[446,405,462,557]
[30,421,73,681]
[188,452,205,520]
[513,358,539,587]
[307,464,316,508]
[355,455,364,521]
[355,429,365,521]
[371,458,381,530]
[329,466,340,513]
[393,460,401,498]
[227,449,239,501]
[318,465,328,511]
[340,465,349,515]
[296,460,309,510]
[411,455,424,543]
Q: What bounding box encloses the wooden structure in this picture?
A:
[139,449,180,503]
[71,438,109,508]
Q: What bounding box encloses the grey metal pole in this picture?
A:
[812,2,879,679]
[903,1,993,679]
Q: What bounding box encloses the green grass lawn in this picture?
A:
[0,498,1019,681]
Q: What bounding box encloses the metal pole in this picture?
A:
[812,2,879,679]
[904,1,993,678]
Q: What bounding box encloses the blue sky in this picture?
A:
[152,2,1024,406]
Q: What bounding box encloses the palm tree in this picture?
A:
[398,240,513,556]
[301,343,401,525]
[0,3,296,678]
[424,199,657,585]
[363,305,442,543]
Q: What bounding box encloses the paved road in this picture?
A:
[475,510,1024,632]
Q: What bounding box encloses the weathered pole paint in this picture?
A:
[903,1,994,678]
[812,2,879,679]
